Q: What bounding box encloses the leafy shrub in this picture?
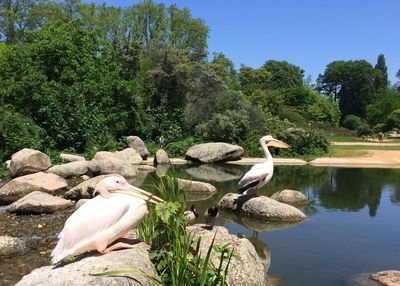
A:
[195,110,250,143]
[0,107,44,161]
[280,106,307,126]
[387,109,400,130]
[343,115,365,130]
[165,137,202,157]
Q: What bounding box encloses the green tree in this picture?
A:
[317,60,376,120]
[366,89,400,127]
[238,65,271,95]
[374,53,388,90]
[262,60,304,89]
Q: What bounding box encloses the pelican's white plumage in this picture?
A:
[51,177,164,264]
[238,135,289,195]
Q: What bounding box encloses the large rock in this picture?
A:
[371,271,400,286]
[88,158,138,178]
[0,235,26,256]
[186,143,244,163]
[219,193,306,222]
[115,148,143,165]
[271,189,309,205]
[347,271,400,286]
[16,243,158,286]
[8,191,73,214]
[60,153,85,162]
[0,172,68,204]
[47,161,89,178]
[64,174,123,200]
[154,149,170,165]
[187,224,267,286]
[126,136,149,159]
[177,178,217,194]
[9,149,52,178]
[186,164,243,182]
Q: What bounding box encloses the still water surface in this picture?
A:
[1,165,400,285]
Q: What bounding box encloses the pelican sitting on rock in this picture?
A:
[51,176,165,264]
[238,135,289,196]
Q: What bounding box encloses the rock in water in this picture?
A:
[219,193,306,222]
[370,271,400,286]
[9,149,52,178]
[177,178,217,194]
[154,149,170,165]
[0,236,27,256]
[126,136,149,160]
[8,191,73,214]
[88,158,138,178]
[47,161,89,178]
[0,172,68,204]
[271,189,309,205]
[187,224,267,286]
[16,243,158,286]
[186,143,244,163]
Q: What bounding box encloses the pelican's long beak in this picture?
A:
[114,184,166,204]
[266,139,290,149]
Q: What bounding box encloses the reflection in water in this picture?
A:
[222,210,303,233]
[156,164,169,177]
[248,234,271,273]
[317,168,400,217]
[186,164,243,182]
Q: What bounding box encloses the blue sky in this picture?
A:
[85,0,400,83]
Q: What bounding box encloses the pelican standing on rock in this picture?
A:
[51,176,165,264]
[238,135,289,196]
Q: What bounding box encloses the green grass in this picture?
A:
[330,145,400,157]
[326,133,362,142]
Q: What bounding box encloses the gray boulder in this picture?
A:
[187,224,267,286]
[0,235,26,256]
[88,158,138,178]
[126,136,149,159]
[9,191,73,214]
[177,178,217,194]
[219,193,306,222]
[186,143,244,163]
[186,164,243,182]
[9,148,52,178]
[16,243,158,286]
[60,153,85,162]
[154,149,170,165]
[115,148,143,165]
[0,172,68,204]
[271,190,309,205]
[47,161,89,178]
[64,174,123,200]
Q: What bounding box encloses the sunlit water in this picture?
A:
[1,165,400,286]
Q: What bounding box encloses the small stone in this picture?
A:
[0,236,27,256]
[37,224,43,229]
[271,189,309,205]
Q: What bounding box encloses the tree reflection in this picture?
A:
[317,168,400,217]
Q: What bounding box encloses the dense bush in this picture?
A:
[165,137,202,157]
[343,115,365,131]
[0,107,44,161]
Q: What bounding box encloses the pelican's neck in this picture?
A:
[260,140,272,162]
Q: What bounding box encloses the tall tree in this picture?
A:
[262,60,304,89]
[374,53,388,90]
[317,60,376,119]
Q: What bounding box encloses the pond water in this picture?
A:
[1,165,400,286]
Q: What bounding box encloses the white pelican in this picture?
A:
[238,135,289,196]
[204,206,219,229]
[51,176,165,264]
[184,204,199,223]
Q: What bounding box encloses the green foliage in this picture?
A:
[0,106,44,161]
[279,129,330,157]
[366,89,400,129]
[262,60,304,89]
[317,60,377,119]
[374,54,388,90]
[195,110,250,143]
[137,176,233,286]
[165,137,201,157]
[343,115,365,131]
[387,109,400,130]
